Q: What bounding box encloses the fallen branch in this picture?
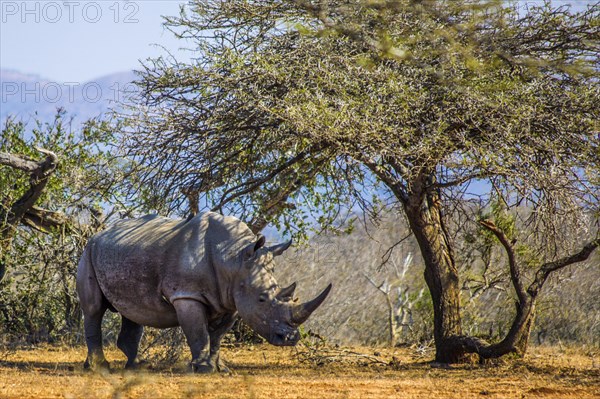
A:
[294,333,390,367]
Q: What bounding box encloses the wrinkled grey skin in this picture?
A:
[76,212,331,373]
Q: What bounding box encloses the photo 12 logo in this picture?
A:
[1,81,139,104]
[1,1,140,24]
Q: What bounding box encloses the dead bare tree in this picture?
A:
[365,252,426,346]
[0,147,69,282]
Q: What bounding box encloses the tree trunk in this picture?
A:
[385,295,396,347]
[403,178,463,363]
[400,174,541,363]
[513,302,535,355]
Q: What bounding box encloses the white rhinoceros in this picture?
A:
[76,212,331,372]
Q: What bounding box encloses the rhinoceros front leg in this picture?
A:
[172,299,213,373]
[117,316,144,369]
[208,313,237,373]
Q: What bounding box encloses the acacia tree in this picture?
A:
[122,0,599,362]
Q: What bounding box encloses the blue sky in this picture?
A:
[1,0,188,82]
[0,1,591,84]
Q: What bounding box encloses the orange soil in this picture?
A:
[0,344,598,399]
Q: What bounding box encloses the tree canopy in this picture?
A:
[122,0,599,362]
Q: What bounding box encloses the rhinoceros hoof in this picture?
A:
[125,360,148,370]
[190,361,215,373]
[84,359,110,372]
[216,361,230,374]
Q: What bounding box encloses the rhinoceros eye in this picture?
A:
[258,292,269,302]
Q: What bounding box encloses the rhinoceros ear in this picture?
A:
[254,234,266,251]
[269,239,292,257]
[243,234,266,260]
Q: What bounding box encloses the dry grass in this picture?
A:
[0,344,598,399]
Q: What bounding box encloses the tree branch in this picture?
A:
[21,206,71,233]
[479,219,527,304]
[247,157,328,234]
[0,152,40,172]
[8,149,58,223]
[379,233,413,270]
[1,147,61,240]
[528,238,600,297]
[432,172,495,189]
[211,144,324,213]
[361,157,409,203]
[363,273,387,294]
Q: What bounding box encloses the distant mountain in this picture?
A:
[0,70,50,84]
[0,69,138,125]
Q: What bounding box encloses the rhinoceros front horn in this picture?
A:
[276,282,297,301]
[291,283,332,325]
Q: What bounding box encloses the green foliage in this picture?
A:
[0,111,129,343]
[514,244,542,270]
[1,111,124,219]
[0,227,83,343]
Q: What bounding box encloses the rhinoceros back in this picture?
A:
[89,214,204,327]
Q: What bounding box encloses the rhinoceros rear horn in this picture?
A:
[276,282,297,301]
[291,283,332,325]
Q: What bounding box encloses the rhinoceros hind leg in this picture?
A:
[117,316,144,369]
[82,305,110,371]
[78,251,110,371]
